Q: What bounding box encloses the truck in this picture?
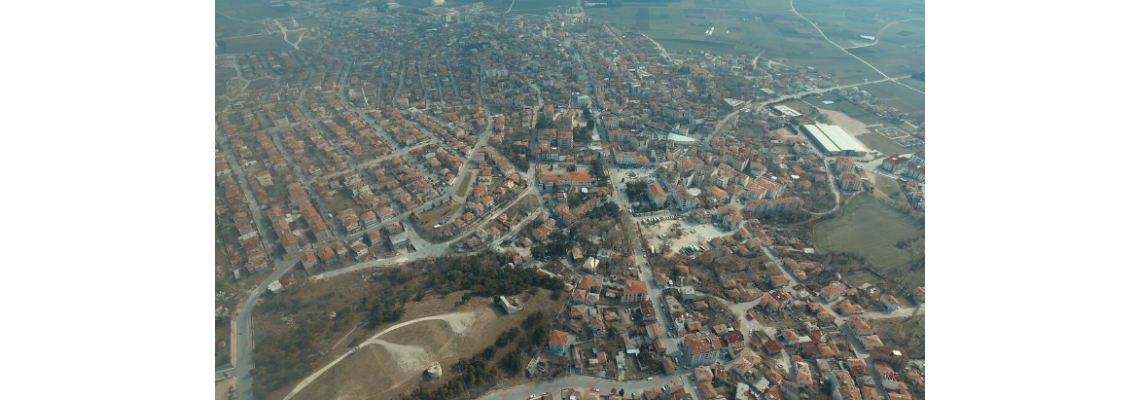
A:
[747,311,754,320]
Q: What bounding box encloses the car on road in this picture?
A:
[647,377,653,381]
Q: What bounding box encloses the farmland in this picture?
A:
[586,0,924,85]
[219,34,296,53]
[803,95,882,125]
[813,194,923,274]
[860,81,926,118]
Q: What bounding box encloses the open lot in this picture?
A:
[639,218,726,254]
[456,172,474,197]
[855,127,918,155]
[813,194,923,274]
[414,202,461,239]
[868,314,925,358]
[286,290,565,400]
[216,319,232,367]
[806,96,882,125]
[220,34,296,54]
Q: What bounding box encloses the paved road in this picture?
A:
[310,181,542,281]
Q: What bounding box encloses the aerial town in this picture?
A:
[214,2,925,400]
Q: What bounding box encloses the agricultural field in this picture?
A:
[860,81,925,118]
[813,194,923,274]
[219,34,297,54]
[587,0,923,84]
[857,130,919,156]
[505,0,579,13]
[803,95,882,125]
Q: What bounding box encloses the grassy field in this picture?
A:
[868,314,925,358]
[216,319,232,367]
[803,95,882,125]
[456,172,474,197]
[417,202,461,227]
[505,0,578,13]
[861,81,925,117]
[284,290,566,400]
[505,193,539,218]
[221,34,296,54]
[814,194,923,274]
[587,0,923,85]
[871,173,901,198]
[855,129,918,155]
[248,77,278,90]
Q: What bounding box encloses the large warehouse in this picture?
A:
[801,124,870,157]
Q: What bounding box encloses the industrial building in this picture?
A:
[801,124,870,157]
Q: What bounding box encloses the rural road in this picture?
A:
[788,0,925,95]
[844,18,923,50]
[282,312,476,400]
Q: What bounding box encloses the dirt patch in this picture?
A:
[819,109,870,136]
[216,378,236,400]
[284,291,564,400]
[868,315,925,359]
[375,340,433,373]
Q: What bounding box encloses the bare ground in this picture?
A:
[216,378,236,400]
[283,290,565,400]
[819,109,872,137]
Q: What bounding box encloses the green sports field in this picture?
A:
[813,194,923,273]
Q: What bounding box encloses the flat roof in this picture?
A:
[773,105,802,117]
[667,133,697,143]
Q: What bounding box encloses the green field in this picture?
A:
[814,194,923,274]
[860,80,925,117]
[220,34,296,53]
[803,95,882,125]
[855,130,919,155]
[587,0,923,84]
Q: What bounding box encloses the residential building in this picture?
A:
[548,330,570,353]
[648,183,667,208]
[880,155,909,173]
[622,280,649,303]
[818,282,848,303]
[682,333,722,365]
[839,171,863,191]
[910,286,925,304]
[833,156,856,173]
[299,252,318,272]
[724,331,747,358]
[879,294,901,313]
[538,171,592,191]
[846,316,874,336]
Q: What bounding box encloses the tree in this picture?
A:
[530,326,549,346]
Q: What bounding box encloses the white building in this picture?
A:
[801,124,870,157]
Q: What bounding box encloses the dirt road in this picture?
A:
[281,312,476,400]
